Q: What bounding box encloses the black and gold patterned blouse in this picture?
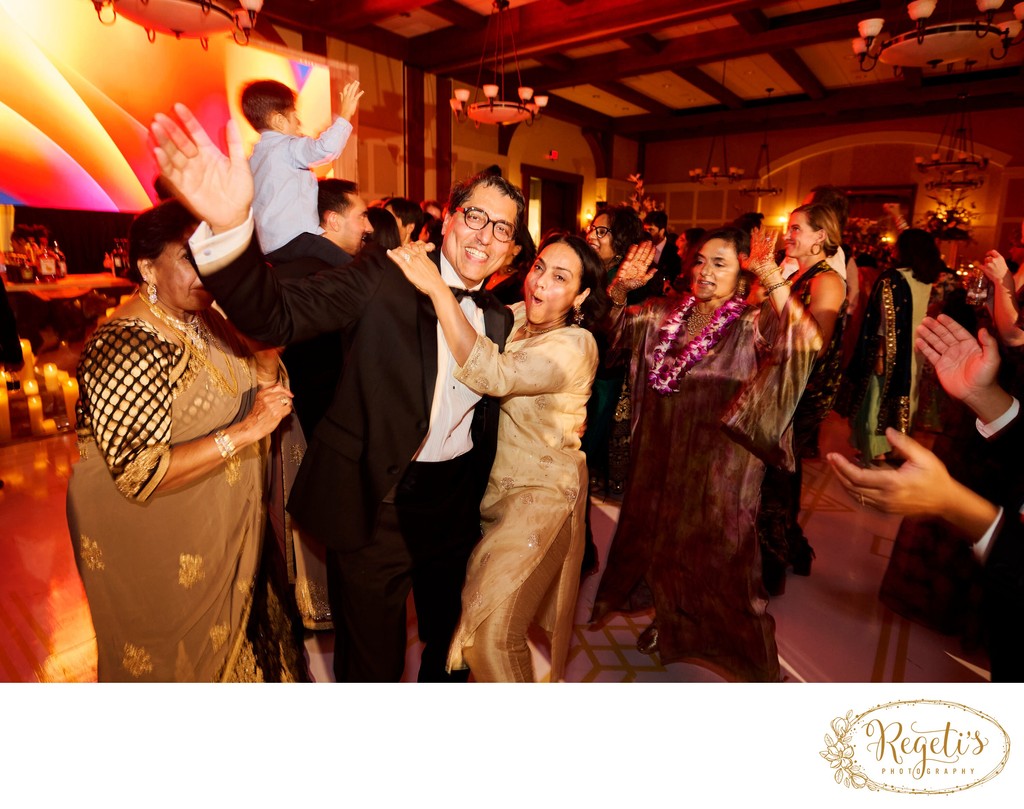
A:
[76,318,186,501]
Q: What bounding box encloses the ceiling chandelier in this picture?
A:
[740,89,782,198]
[853,1,1024,72]
[915,90,988,191]
[689,62,743,185]
[450,0,548,127]
[91,0,263,48]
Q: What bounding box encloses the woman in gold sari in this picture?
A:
[66,200,297,682]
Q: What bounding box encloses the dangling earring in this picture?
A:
[573,302,584,326]
[147,282,158,304]
[810,243,822,256]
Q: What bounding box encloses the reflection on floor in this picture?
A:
[0,405,990,683]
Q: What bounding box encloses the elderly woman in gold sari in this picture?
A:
[67,200,298,682]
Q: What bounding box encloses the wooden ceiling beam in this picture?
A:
[423,0,484,29]
[409,0,767,72]
[536,53,574,72]
[325,0,436,31]
[672,67,744,110]
[732,8,769,34]
[514,7,874,92]
[769,51,825,101]
[622,34,664,55]
[593,82,674,114]
[615,73,1024,140]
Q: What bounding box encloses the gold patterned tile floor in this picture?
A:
[0,412,990,683]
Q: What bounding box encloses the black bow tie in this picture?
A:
[449,287,492,308]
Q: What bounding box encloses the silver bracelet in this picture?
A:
[213,430,236,460]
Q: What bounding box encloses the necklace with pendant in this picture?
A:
[142,295,241,397]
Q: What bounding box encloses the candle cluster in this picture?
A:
[0,339,79,443]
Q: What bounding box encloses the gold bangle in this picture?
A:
[213,430,236,460]
[764,279,791,296]
[608,286,627,307]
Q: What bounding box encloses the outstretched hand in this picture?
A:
[827,429,952,517]
[915,314,1000,410]
[387,241,445,297]
[613,242,657,291]
[747,227,779,278]
[339,80,364,122]
[150,104,252,233]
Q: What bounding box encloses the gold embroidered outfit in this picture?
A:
[447,303,598,681]
[67,296,286,681]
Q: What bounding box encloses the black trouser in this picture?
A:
[326,454,481,682]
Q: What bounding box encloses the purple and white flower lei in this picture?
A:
[647,294,748,395]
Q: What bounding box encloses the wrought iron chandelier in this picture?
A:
[853,1,1024,73]
[91,0,263,48]
[740,89,782,198]
[916,91,989,192]
[689,62,743,186]
[450,0,548,127]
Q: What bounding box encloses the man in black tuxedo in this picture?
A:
[829,315,1023,681]
[151,105,517,682]
[276,179,371,438]
[642,210,681,289]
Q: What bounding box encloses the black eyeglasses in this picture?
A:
[456,206,516,243]
[587,225,611,239]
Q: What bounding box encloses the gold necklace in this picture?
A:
[686,308,714,333]
[142,295,241,397]
[523,322,565,337]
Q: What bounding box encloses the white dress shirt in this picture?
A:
[413,254,487,462]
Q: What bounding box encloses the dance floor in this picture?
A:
[0,389,990,684]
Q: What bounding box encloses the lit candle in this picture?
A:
[63,379,80,427]
[23,379,39,397]
[19,340,35,383]
[43,363,59,393]
[27,395,44,435]
[0,383,10,443]
[41,418,57,435]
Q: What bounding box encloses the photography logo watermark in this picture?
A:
[820,700,1010,793]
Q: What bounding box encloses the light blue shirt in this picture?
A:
[249,116,353,253]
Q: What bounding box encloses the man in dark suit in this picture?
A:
[828,315,1023,681]
[276,179,370,437]
[151,105,518,682]
[643,210,681,289]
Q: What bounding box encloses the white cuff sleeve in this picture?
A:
[188,210,255,274]
[976,397,1020,438]
[973,507,1004,564]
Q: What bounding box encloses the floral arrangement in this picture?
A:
[625,173,663,214]
[842,217,894,267]
[919,190,977,242]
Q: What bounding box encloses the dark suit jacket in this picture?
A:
[656,233,683,285]
[201,239,514,552]
[981,413,1024,681]
[275,248,352,438]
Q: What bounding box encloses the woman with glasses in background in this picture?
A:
[582,205,652,498]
